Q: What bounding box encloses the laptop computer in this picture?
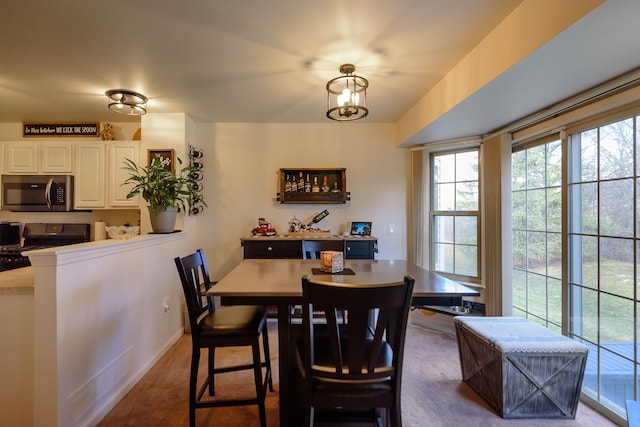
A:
[350,221,372,236]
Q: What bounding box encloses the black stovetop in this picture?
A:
[0,223,91,271]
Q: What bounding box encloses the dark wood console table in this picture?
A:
[241,235,378,259]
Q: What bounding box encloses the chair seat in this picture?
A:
[199,305,266,336]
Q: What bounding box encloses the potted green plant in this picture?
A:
[122,157,205,233]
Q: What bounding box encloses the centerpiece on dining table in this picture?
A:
[320,250,344,273]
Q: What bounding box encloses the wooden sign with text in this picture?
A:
[23,122,100,137]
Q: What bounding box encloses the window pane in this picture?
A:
[568,182,598,235]
[433,215,453,243]
[547,140,562,187]
[547,187,561,232]
[512,268,527,309]
[455,216,477,245]
[600,179,633,238]
[433,242,453,273]
[547,232,561,279]
[455,151,478,182]
[456,181,478,210]
[513,230,526,269]
[455,245,477,276]
[580,128,598,182]
[569,234,598,290]
[547,277,562,326]
[512,150,526,191]
[526,231,546,275]
[599,118,634,180]
[527,272,547,319]
[600,237,633,298]
[512,190,526,230]
[526,145,546,189]
[526,189,546,232]
[433,153,454,183]
[434,183,455,210]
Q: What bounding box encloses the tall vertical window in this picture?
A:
[431,150,480,281]
[568,116,639,415]
[512,139,563,332]
[512,112,640,420]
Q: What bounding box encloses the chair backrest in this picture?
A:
[300,274,415,383]
[174,249,215,335]
[301,239,345,260]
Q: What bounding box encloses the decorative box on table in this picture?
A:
[454,316,588,419]
[320,250,343,273]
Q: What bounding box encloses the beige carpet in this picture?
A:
[97,320,616,427]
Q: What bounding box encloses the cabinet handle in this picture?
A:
[346,246,351,251]
[267,246,273,251]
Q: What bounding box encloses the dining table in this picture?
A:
[206,258,480,427]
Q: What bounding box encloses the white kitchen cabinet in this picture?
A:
[74,142,139,209]
[5,142,38,173]
[74,143,106,208]
[4,141,73,174]
[108,143,138,207]
[41,142,73,173]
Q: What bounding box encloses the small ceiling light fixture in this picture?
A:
[326,64,368,121]
[105,89,148,115]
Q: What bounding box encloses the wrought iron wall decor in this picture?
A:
[188,144,204,215]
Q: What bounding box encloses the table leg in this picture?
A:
[276,303,293,427]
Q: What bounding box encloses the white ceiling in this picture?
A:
[2,1,639,145]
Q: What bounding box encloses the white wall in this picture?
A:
[30,234,188,427]
[192,122,409,279]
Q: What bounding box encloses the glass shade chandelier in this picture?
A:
[326,64,368,121]
[105,89,148,115]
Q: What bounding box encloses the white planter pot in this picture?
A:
[149,206,178,233]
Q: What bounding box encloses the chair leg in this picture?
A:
[391,399,401,427]
[208,347,216,396]
[189,345,200,427]
[252,341,267,427]
[262,325,274,391]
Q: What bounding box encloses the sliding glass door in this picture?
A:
[512,112,640,417]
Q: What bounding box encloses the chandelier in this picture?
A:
[105,89,148,115]
[326,64,368,121]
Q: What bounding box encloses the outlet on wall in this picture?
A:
[162,296,170,315]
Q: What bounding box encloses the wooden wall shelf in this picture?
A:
[276,168,349,204]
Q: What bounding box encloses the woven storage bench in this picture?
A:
[454,316,588,419]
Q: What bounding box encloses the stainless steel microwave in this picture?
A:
[1,175,74,212]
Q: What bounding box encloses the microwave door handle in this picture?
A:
[45,178,54,210]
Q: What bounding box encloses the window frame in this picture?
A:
[429,147,481,283]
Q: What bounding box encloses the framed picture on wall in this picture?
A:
[147,149,174,172]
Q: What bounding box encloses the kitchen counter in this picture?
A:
[0,266,34,294]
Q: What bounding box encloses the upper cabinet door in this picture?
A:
[75,143,106,208]
[108,143,139,207]
[5,142,38,173]
[4,141,73,174]
[40,142,73,173]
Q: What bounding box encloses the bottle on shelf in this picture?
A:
[312,176,320,192]
[331,181,341,193]
[305,174,311,192]
[291,173,298,192]
[298,172,305,192]
[321,175,330,192]
[284,174,291,193]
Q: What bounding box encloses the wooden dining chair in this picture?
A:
[301,239,345,259]
[300,239,347,323]
[295,274,415,427]
[175,249,273,427]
